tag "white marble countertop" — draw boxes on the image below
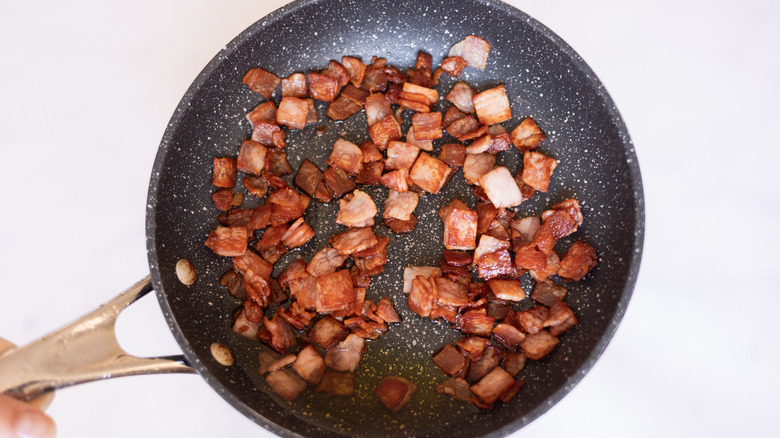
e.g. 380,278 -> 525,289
1,0 -> 778,437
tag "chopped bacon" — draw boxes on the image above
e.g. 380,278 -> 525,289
443,106 -> 467,128
455,336 -> 491,362
442,251 -> 472,267
305,98 -> 317,124
456,309 -> 496,337
291,345 -> 326,385
529,251 -> 561,282
261,315 -> 297,354
254,224 -> 288,263
521,330 -> 560,360
492,323 -> 526,350
487,279 -> 525,301
439,143 -> 467,168
374,376 -> 417,412
478,166 -> 525,208
503,352 -> 527,377
376,297 -> 401,323
289,274 -> 318,310
327,138 -> 363,175
434,277 -> 469,307
316,370 -> 355,396
451,117 -> 489,142
212,157 -> 237,188
233,249 -> 273,280
340,84 -> 369,106
364,93 -> 392,127
315,270 -> 356,313
306,247 -> 348,277
327,94 -> 362,121
411,112 -> 443,140
463,152 -> 496,185
540,209 -> 577,240
329,227 -> 378,255
369,114 -> 402,150
246,101 -> 277,127
232,305 -> 260,339
268,188 -> 308,226
488,132 -> 512,154
361,62 -> 389,92
433,344 -> 469,376
323,60 -> 350,89
385,141 -> 421,171
511,216 -> 541,243
379,168 -> 410,192
266,368 -> 307,402
473,85 -> 511,125
267,354 -> 297,373
356,160 -> 384,185
476,202 -> 499,235
281,217 -> 315,249
443,206 -> 478,250
446,82 -> 477,114
438,198 -> 469,221
408,275 -> 438,317
499,378 -> 525,403
324,333 -> 365,372
356,141 -> 383,163
531,280 -> 568,307
558,241 -> 598,281
383,189 -> 419,221
307,315 -> 350,349
441,56 -> 469,77
403,125 -> 433,152
314,180 -> 334,202
400,82 -> 438,108
251,120 -> 285,148
522,151 -> 558,192
307,71 -> 340,102
263,171 -> 288,190
257,348 -> 279,375
211,188 -> 234,211
510,117 -> 546,152
402,267 -> 441,294
236,140 -> 268,175
337,190 -> 377,227
277,300 -> 315,330
549,198 -> 584,229
243,67 -> 280,98
474,237 -> 514,280
385,218 -> 419,235
281,72 -> 307,98
243,176 -> 269,200
470,366 -> 514,406
222,208 -> 253,228
543,300 -> 578,336
323,166 -> 356,198
514,306 -> 549,335
409,153 -> 451,194
266,149 -> 294,176
276,96 -> 309,130
465,134 -> 492,154
205,226 -> 248,257
448,35 -> 491,70
341,56 -> 367,87
294,159 -> 323,197
467,345 -> 504,383
436,377 -> 473,401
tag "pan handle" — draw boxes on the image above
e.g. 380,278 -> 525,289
0,276 -> 195,402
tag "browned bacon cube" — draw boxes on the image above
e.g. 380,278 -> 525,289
237,140 -> 267,175
448,35 -> 491,70
446,81 -> 477,114
374,376 -> 418,412
409,153 -> 451,194
336,190 -> 377,227
441,56 -> 469,77
369,114 -> 402,150
470,366 -> 514,406
385,141 -> 421,171
411,112 -> 443,140
212,157 -> 237,188
281,72 -> 307,98
276,96 -> 309,130
473,85 -> 511,125
341,56 -> 366,87
443,207 -> 478,250
522,151 -> 558,192
205,226 -> 247,257
383,190 -> 419,221
520,330 -> 560,360
307,71 -> 340,102
243,67 -> 280,98
510,117 -> 546,152
558,241 -> 598,281
478,166 -> 525,208
329,227 -> 378,255
315,270 -> 357,313
327,138 -> 363,175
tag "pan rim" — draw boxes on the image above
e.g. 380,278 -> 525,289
146,0 -> 645,436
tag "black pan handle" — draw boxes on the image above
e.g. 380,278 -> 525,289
0,276 -> 195,402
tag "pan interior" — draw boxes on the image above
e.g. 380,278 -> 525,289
147,0 -> 643,436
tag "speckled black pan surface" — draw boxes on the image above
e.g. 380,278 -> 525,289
146,0 -> 644,436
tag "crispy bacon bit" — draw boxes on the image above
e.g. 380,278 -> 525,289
529,251 -> 561,282
487,279 -> 525,301
356,160 -> 384,185
325,333 -> 365,372
384,215 -> 418,234
356,141 -> 382,163
549,198 -> 584,228
488,132 -> 512,154
323,166 -> 356,199
402,267 -> 441,294
543,300 -> 578,335
341,56 -> 366,87
329,227 -> 378,255
307,315 -> 350,350
327,94 -> 362,121
315,270 -> 356,313
281,217 -> 315,249
376,296 -> 401,323
442,206 -> 478,250
314,180 -> 334,202
456,309 -> 496,337
411,112 -> 443,140
361,61 -> 389,92
541,209 -> 577,241
246,101 -> 277,127
374,376 -> 417,412
515,307 -> 549,335
436,377 -> 473,401
408,275 -> 438,317
236,140 -> 268,175
510,117 -> 546,152
316,370 -> 355,396
337,190 -> 377,227
385,141 -> 421,171
401,82 -> 438,107
369,114 -> 402,150
233,306 -> 260,339
522,151 -> 558,192
266,368 -> 307,402
433,344 -> 468,376
251,119 -> 285,148
473,85 -> 511,125
439,143 -> 467,168
409,153 -> 451,194
205,226 -> 248,257
446,82 -> 477,114
327,138 -> 363,175
511,216 -> 541,243
435,277 -> 469,307
243,67 -> 280,98
254,224 -> 288,263
465,134 -> 492,154
492,323 -> 526,350
499,378 -> 525,403
521,330 -> 560,360
474,236 -> 514,280
261,315 -> 297,354
470,366 -> 513,406
341,84 -> 369,106
463,152 -> 496,185
323,60 -> 350,89
268,188 -> 308,226
558,241 -> 598,281
456,336 -> 491,362
277,300 -> 315,330
307,71 -> 340,102
281,72 -> 307,98
232,249 -> 273,281
379,168 -> 410,192
383,190 -> 419,221
294,159 -> 323,197
448,35 -> 491,70
212,157 -> 237,188
441,56 -> 469,77
443,106 -> 467,128
277,96 -> 309,130
211,188 -> 234,211
478,166 -> 525,208
306,247 -> 347,277
266,149 -> 293,176
531,280 -> 568,307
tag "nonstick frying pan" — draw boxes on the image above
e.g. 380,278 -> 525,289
0,0 -> 644,436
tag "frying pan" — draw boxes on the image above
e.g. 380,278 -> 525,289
0,0 -> 644,436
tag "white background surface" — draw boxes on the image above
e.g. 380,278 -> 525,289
2,0 -> 779,437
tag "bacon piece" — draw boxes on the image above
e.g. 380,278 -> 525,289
257,349 -> 280,375
212,157 -> 237,188
205,226 -> 247,257
521,330 -> 560,360
316,370 -> 355,396
304,247 -> 346,277
281,72 -> 307,98
369,114 -> 402,150
433,344 -> 468,376
451,117 -> 488,142
455,336 -> 491,362
265,368 -> 307,402
488,132 -> 512,154
511,216 -> 541,243
442,206 -> 478,251
355,161 -> 384,185
401,82 -> 438,107
325,333 -> 365,372
268,188 -> 307,226
531,280 -> 568,307
341,56 -> 366,87
374,376 -> 417,412
337,190 -> 377,227
385,141 -> 420,172
356,141 -> 382,163
456,309 -> 496,337
236,140 -> 268,175
437,144 -> 465,168
313,180 -> 334,203
305,98 -> 317,124
323,60 -> 350,89
436,377 -> 473,401
435,276 -> 469,307
548,198 -> 584,228
267,354 -> 297,373
515,307 -> 549,335
384,215 -> 418,234
275,96 -> 308,130
558,241 -> 598,281
446,82 -> 477,114
287,274 -> 316,310
476,202 -> 499,235
250,119 -> 285,148
486,279 -> 524,302
437,198 -> 468,221
239,176 -> 267,202
307,71 -> 340,102
474,234 -> 509,264
510,117 -> 546,152
503,353 -> 527,377
443,106 -> 467,127
463,152 -> 495,185
254,224 -> 288,263
529,251 -> 561,282
540,209 -> 577,240
287,345 -> 325,386
323,166 -> 356,199
499,378 -> 525,403
266,149 -> 293,176
364,93 -> 392,127
232,249 -> 272,281
340,83 -> 369,106
281,217 -> 315,249
294,159 -> 323,197
211,188 -> 234,211
402,267 -> 441,294
307,315 -> 350,350
361,61 -> 389,92
277,300 -> 315,330
411,112 -> 443,140
543,300 -> 578,335
232,304 -> 261,339
243,67 -> 280,98
376,297 -> 401,323
260,315 -> 296,354
383,190 -> 419,221
478,166 -> 525,208
522,151 -> 558,192
327,138 -> 363,175
441,56 -> 468,77
492,323 -> 526,350
441,251 -> 470,268
315,270 -> 356,313
409,153 -> 451,194
329,227 -> 378,255
246,101 -> 277,127
448,35 -> 491,70
379,168 -> 410,193
467,345 -> 504,383
465,134 -> 492,154
470,366 -> 514,407
327,94 -> 362,121
402,125 -> 432,152
473,85 -> 511,125
408,275 -> 438,317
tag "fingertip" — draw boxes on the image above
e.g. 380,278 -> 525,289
15,409 -> 56,438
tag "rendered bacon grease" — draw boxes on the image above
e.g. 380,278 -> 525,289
204,34 -> 597,411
